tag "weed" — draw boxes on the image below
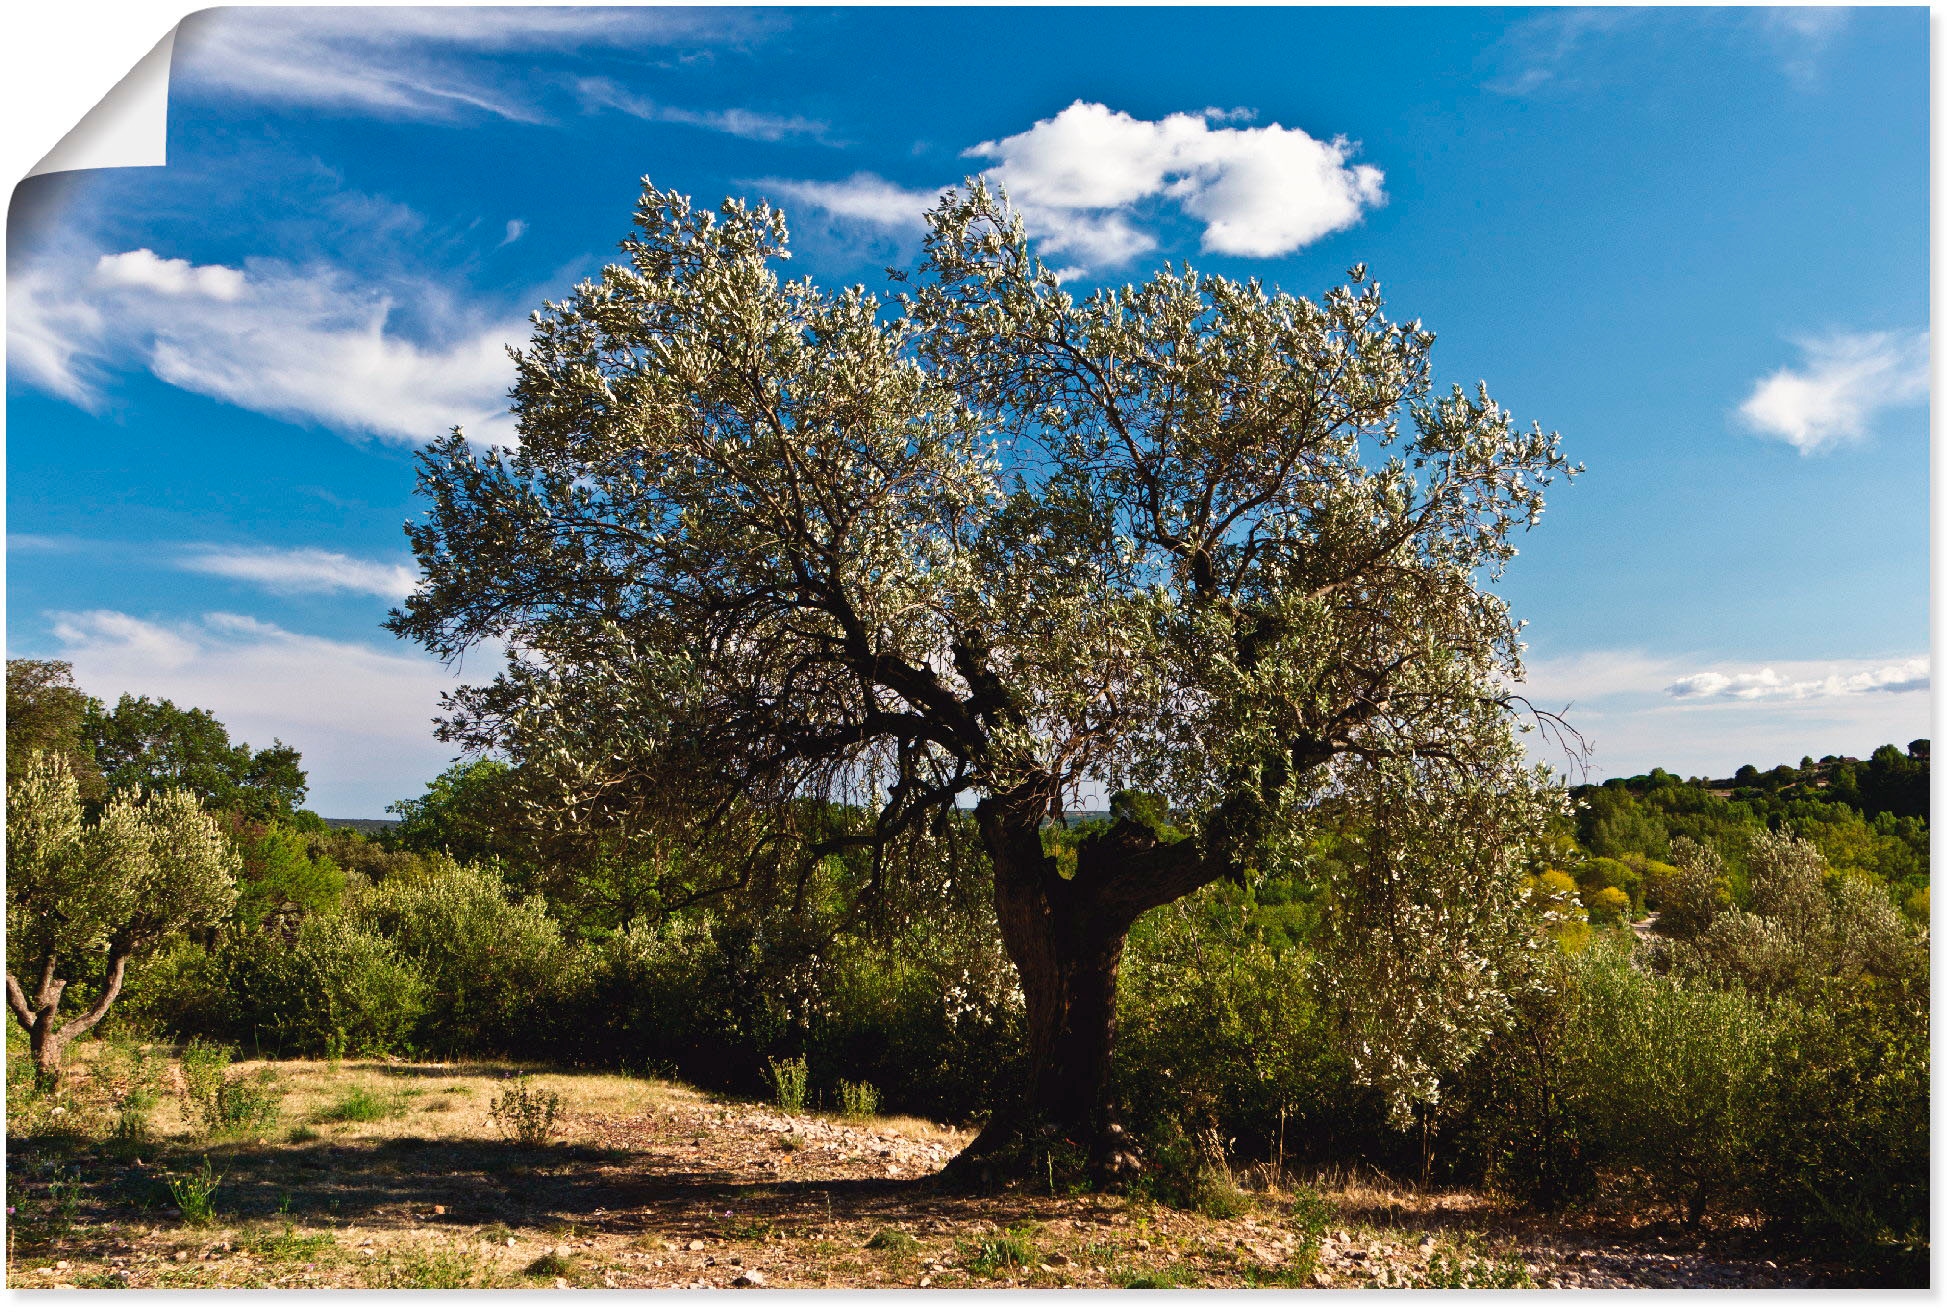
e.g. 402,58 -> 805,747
179,1041 -> 281,1137
836,1078 -> 880,1118
1423,1244 -> 1534,1289
316,1085 -> 400,1123
165,1157 -> 223,1226
1121,1262 -> 1201,1289
246,1222 -> 339,1262
777,1133 -> 804,1152
73,1273 -> 129,1289
865,1229 -> 919,1259
478,1223 -> 517,1246
489,1077 -> 563,1146
375,1243 -> 503,1289
965,1227 -> 1038,1278
767,1057 -> 809,1113
1287,1184 -> 1337,1240
287,1125 -> 321,1144
422,1097 -> 453,1112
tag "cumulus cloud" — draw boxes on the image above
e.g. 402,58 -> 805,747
965,101 -> 1385,263
44,609 -> 484,816
95,248 -> 244,300
1667,657 -> 1929,701
172,7 -> 760,123
1737,331 -> 1929,453
764,102 -> 1384,271
576,77 -> 832,143
9,246 -> 523,445
755,173 -> 943,229
176,547 -> 420,601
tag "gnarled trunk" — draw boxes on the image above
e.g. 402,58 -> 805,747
6,948 -> 133,1083
948,791 -> 1225,1185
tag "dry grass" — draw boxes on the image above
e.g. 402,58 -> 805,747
7,1040 -> 1831,1290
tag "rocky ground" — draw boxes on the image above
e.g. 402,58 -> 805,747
5,1054 -> 1847,1289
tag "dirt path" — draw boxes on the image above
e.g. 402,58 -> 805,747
5,1055 -> 1840,1289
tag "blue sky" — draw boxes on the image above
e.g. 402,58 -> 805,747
5,6 -> 1931,815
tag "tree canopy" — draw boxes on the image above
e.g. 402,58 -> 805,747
6,752 -> 238,1074
390,181 -> 1575,1171
85,694 -> 308,823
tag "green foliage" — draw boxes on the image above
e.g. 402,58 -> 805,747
865,1229 -> 919,1258
766,1057 -> 809,1113
836,1078 -> 880,1117
385,759 -> 520,866
6,659 -> 105,799
488,1076 -> 563,1145
178,1039 -> 282,1137
317,1084 -> 404,1123
85,694 -> 307,823
964,1227 -> 1039,1277
229,821 -> 345,927
225,915 -> 426,1057
7,754 -> 239,1072
356,860 -> 583,1056
164,1158 -> 223,1226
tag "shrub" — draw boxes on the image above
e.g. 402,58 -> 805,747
767,1057 -> 809,1113
356,861 -> 587,1056
836,1078 -> 880,1118
1581,885 -> 1632,925
223,916 -> 427,1057
488,1076 -> 563,1145
178,1039 -> 282,1137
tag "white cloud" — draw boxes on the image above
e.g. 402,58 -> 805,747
1760,7 -> 1850,86
966,102 -> 1385,263
1667,657 -> 1929,701
576,77 -> 832,143
499,219 -> 526,248
176,547 -> 420,601
95,248 -> 244,300
44,609 -> 487,816
1513,648 -> 1931,782
765,103 -> 1383,270
172,7 -> 757,124
755,173 -> 943,229
1737,331 -> 1929,453
10,246 -> 523,445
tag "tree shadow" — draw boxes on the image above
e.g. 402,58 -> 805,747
7,1130 -> 1120,1243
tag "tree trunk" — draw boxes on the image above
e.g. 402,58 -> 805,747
947,791 -> 1225,1186
6,949 -> 133,1083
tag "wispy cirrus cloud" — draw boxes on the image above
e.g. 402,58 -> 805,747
576,76 -> 833,143
45,609 -> 486,815
9,244 -> 523,445
1484,8 -> 1853,98
172,7 -> 768,124
1736,330 -> 1929,454
753,173 -> 944,229
176,547 -> 420,601
762,102 -> 1383,271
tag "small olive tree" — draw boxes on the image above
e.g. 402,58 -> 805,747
6,752 -> 238,1077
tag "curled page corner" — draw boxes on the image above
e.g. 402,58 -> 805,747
26,25 -> 179,180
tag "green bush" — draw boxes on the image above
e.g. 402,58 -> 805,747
356,861 -> 587,1056
488,1076 -> 563,1145
178,1039 -> 283,1138
836,1078 -> 880,1117
767,1057 -> 809,1113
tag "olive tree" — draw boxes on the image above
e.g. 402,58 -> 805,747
6,752 -> 238,1077
389,181 -> 1574,1175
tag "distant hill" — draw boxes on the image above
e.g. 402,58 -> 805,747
322,817 -> 400,836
